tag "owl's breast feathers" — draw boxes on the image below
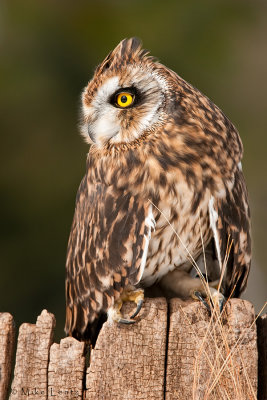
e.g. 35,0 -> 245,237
65,65 -> 251,342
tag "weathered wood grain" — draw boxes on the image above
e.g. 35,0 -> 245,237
0,313 -> 15,400
48,337 -> 86,399
9,309 -> 55,400
84,297 -> 167,400
166,298 -> 258,400
2,298 -> 263,400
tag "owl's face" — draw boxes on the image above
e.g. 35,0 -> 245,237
81,38 -> 171,147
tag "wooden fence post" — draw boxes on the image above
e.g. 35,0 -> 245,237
1,299 -> 266,400
166,299 -> 257,399
48,337 -> 86,398
0,313 -> 15,400
85,297 -> 167,400
9,310 -> 55,400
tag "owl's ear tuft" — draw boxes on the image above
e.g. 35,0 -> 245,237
95,38 -> 153,75
118,37 -> 151,62
120,37 -> 142,56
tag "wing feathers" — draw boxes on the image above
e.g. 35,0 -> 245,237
65,176 -> 150,342
211,169 -> 251,297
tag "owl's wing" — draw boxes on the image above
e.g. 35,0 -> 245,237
209,168 -> 251,298
65,175 -> 152,343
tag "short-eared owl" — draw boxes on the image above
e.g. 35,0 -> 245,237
65,38 -> 251,345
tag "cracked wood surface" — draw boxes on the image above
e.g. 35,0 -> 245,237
85,297 -> 167,400
9,310 -> 55,400
0,313 -> 15,400
166,298 -> 258,400
48,337 -> 86,399
1,298 -> 263,400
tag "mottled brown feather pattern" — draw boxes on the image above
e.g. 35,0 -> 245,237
65,172 -> 150,341
65,38 -> 251,343
214,168 -> 251,297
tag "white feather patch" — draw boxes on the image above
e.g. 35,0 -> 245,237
93,76 -> 120,106
100,275 -> 112,289
107,306 -> 118,325
137,205 -> 156,283
83,77 -> 121,145
209,196 -> 222,270
93,107 -> 120,145
133,71 -> 167,137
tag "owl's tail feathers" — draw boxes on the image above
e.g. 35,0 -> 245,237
65,302 -> 106,347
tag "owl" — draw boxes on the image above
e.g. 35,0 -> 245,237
65,38 -> 251,345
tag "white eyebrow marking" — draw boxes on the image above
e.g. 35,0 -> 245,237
93,76 -> 120,106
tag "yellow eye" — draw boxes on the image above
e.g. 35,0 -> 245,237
116,92 -> 134,108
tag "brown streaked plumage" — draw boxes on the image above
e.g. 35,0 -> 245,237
65,38 -> 251,345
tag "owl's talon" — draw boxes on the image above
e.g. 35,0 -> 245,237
193,288 -> 225,314
193,291 -> 211,312
130,299 -> 144,319
118,318 -> 136,325
108,288 -> 144,324
210,290 -> 225,313
219,298 -> 225,313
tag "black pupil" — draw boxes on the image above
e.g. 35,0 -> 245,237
121,95 -> 128,103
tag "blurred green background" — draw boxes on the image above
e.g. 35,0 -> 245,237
0,0 -> 266,341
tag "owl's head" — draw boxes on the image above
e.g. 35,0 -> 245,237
81,38 -> 171,147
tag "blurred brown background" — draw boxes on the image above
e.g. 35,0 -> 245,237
0,0 -> 266,340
